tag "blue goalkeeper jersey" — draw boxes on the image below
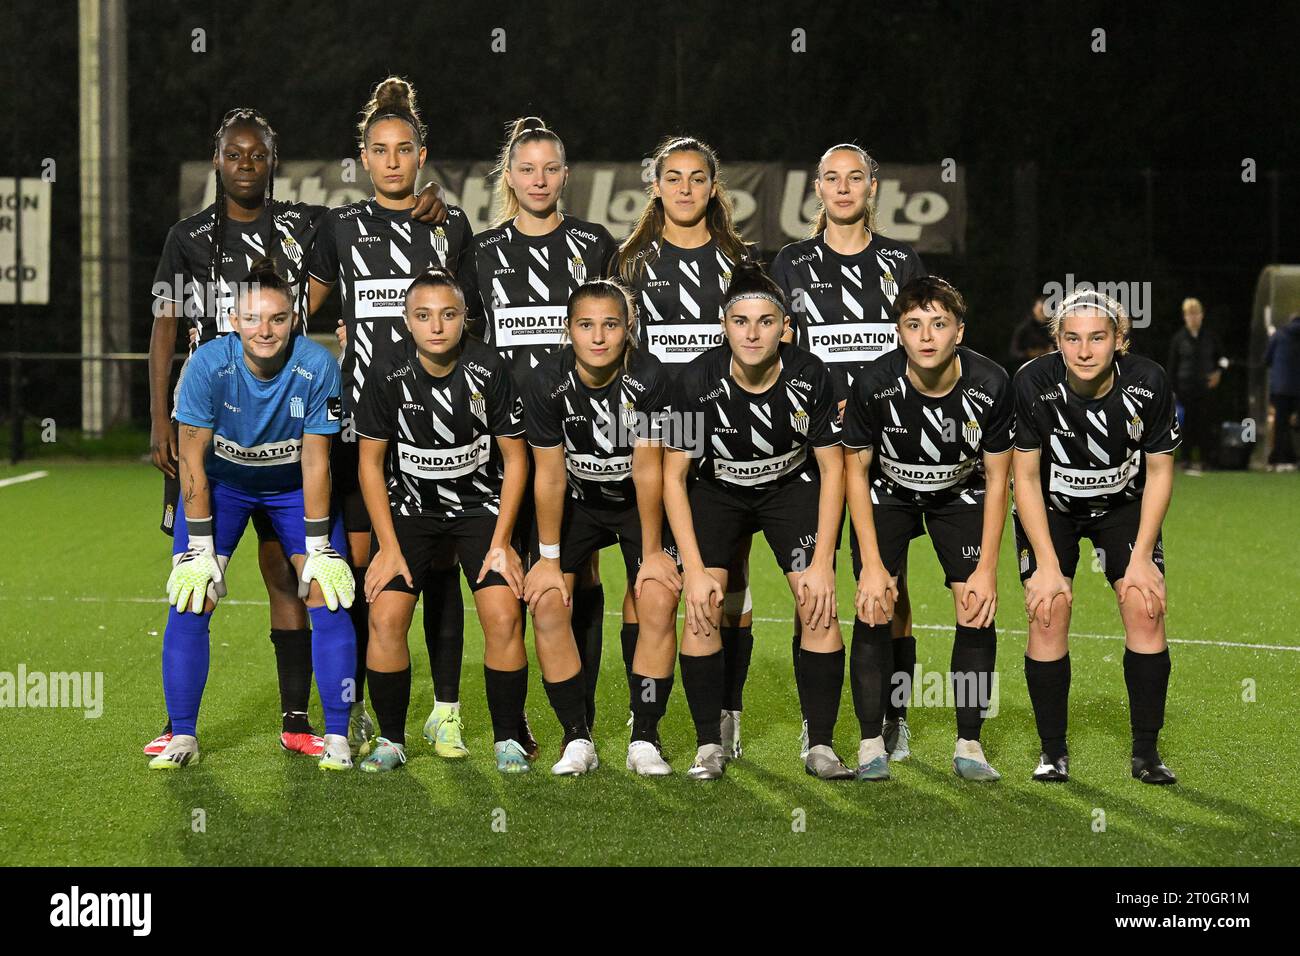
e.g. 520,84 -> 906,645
175,333 -> 342,494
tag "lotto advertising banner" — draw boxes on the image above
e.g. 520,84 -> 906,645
180,160 -> 965,255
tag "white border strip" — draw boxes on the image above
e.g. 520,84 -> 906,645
0,470 -> 48,488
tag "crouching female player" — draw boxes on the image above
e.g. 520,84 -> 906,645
353,267 -> 534,774
149,262 -> 356,771
522,279 -> 681,776
844,277 -> 1012,782
1012,290 -> 1179,784
663,261 -> 853,781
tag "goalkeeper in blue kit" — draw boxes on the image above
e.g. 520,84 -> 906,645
149,260 -> 358,771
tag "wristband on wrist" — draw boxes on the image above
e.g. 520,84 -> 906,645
304,517 -> 330,538
538,542 -> 561,560
187,517 -> 213,538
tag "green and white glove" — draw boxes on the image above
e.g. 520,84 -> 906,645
167,527 -> 224,614
298,532 -> 354,611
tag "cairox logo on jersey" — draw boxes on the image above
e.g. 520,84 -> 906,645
1126,415 -> 1143,442
962,419 -> 981,446
791,408 -> 810,436
213,436 -> 302,467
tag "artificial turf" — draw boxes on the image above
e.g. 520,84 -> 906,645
1,461 -> 1296,865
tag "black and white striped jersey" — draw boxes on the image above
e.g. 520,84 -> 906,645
667,342 -> 839,489
153,200 -> 327,345
522,346 -> 672,506
470,216 -> 617,378
1012,351 -> 1180,518
841,347 -> 1014,508
306,201 -> 477,411
626,239 -> 747,371
770,232 -> 927,399
352,338 -> 524,519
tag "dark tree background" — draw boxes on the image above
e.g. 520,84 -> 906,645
4,0 -> 1298,431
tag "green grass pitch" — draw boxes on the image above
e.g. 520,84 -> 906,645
1,461 -> 1297,866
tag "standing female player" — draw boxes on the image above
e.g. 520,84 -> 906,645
150,261 -> 356,772
471,117 -> 618,740
521,279 -> 681,776
844,277 -> 1012,781
307,77 -> 476,760
353,268 -> 532,773
616,136 -> 757,760
1012,290 -> 1179,784
771,143 -> 927,760
147,108 -> 330,758
663,261 -> 852,781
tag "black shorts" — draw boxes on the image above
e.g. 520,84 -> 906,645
538,498 -> 677,580
690,476 -> 827,575
160,471 -> 277,543
849,496 -> 985,587
331,434 -> 370,533
375,512 -> 509,594
1013,500 -> 1164,585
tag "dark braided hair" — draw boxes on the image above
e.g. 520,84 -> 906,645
209,108 -> 278,295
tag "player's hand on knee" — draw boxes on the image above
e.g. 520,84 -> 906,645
798,562 -> 838,630
524,557 -> 569,612
635,551 -> 682,599
479,545 -> 524,599
1117,557 -> 1166,619
855,562 -> 897,627
1025,566 -> 1072,628
365,547 -> 412,604
961,565 -> 998,628
167,547 -> 223,614
299,542 -> 355,611
683,568 -> 722,637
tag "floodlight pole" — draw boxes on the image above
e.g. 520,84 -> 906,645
78,0 -> 130,437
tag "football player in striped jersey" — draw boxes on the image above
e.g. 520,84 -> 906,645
1012,290 -> 1179,785
844,277 -> 1012,781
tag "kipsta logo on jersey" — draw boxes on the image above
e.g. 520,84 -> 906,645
1126,414 -> 1143,442
290,396 -> 304,420
470,391 -> 486,421
568,256 -> 587,284
791,408 -> 810,436
962,418 -> 981,446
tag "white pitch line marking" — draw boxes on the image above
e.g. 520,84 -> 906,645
0,470 -> 48,488
0,593 -> 1295,654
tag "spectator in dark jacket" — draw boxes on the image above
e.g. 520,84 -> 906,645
1008,294 -> 1054,375
1166,297 -> 1226,473
1264,313 -> 1300,469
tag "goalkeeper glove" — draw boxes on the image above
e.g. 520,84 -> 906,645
167,532 -> 224,614
299,534 -> 354,611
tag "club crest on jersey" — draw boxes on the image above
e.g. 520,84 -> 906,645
470,391 -> 486,421
279,234 -> 302,267
432,226 -> 448,260
880,267 -> 898,301
1126,415 -> 1143,442
621,401 -> 638,432
569,256 -> 587,284
1019,548 -> 1030,574
290,396 -> 304,419
962,419 -> 981,446
791,408 -> 810,436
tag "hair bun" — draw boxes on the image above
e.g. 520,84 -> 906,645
374,76 -> 415,113
513,115 -> 548,137
723,258 -> 785,309
247,255 -> 280,276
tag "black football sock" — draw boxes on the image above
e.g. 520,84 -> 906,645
269,627 -> 313,733
951,624 -> 997,741
348,568 -> 370,704
1025,654 -> 1070,761
620,623 -> 639,683
792,632 -> 806,720
422,567 -> 465,703
571,585 -> 605,730
366,667 -> 411,746
542,672 -> 590,746
720,625 -> 754,712
1124,648 -> 1171,762
484,664 -> 529,744
800,647 -> 845,749
630,672 -> 673,744
886,635 -> 916,720
680,651 -> 724,747
850,620 -> 892,739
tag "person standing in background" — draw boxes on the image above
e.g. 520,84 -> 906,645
1007,294 -> 1054,375
1166,298 -> 1225,475
1264,313 -> 1300,471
